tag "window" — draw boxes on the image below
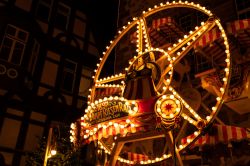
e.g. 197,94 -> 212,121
61,59 -> 77,92
36,0 -> 53,22
79,67 -> 93,97
0,24 -> 29,65
55,3 -> 71,30
236,0 -> 250,19
28,40 -> 40,75
239,10 -> 250,19
236,0 -> 250,11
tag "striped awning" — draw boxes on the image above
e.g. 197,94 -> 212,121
82,97 -> 158,144
95,87 -> 122,99
195,37 -> 236,73
107,153 -> 169,166
195,27 -> 221,48
226,18 -> 250,47
127,152 -> 149,163
181,124 -> 250,147
151,17 -> 184,47
152,17 -> 176,29
204,37 -> 236,59
226,19 -> 250,34
106,154 -> 147,166
86,125 -> 152,143
130,17 -> 184,48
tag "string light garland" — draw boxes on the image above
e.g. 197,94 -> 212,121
70,1 -> 231,165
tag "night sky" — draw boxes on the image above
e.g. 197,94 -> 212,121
85,0 -> 119,50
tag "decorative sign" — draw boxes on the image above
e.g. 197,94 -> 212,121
155,95 -> 182,127
87,100 -> 131,125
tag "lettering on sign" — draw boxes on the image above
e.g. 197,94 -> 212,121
87,101 -> 130,125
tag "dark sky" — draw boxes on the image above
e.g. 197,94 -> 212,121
85,0 -> 119,50
82,0 -> 119,73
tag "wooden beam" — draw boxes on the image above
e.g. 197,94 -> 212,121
195,47 -> 219,70
195,68 -> 216,78
166,131 -> 184,166
201,102 -> 225,125
117,130 -> 166,143
109,141 -> 125,166
182,154 -> 202,160
109,131 -> 167,166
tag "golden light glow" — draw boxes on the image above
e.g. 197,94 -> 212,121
75,1 -> 232,165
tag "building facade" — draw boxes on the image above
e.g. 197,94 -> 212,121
0,0 -> 99,165
115,0 -> 250,127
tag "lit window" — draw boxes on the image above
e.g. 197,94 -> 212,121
55,3 -> 71,30
61,59 -> 77,92
0,24 -> 29,65
28,40 -> 40,75
36,0 -> 53,22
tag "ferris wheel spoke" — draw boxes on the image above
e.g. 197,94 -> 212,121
95,74 -> 125,84
157,19 -> 217,90
168,18 -> 217,57
141,17 -> 154,53
201,102 -> 225,125
159,19 -> 217,79
180,113 -> 200,128
169,86 -> 203,122
136,17 -> 155,62
175,121 -> 188,143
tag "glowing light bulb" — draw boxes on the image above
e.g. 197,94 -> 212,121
50,149 -> 57,156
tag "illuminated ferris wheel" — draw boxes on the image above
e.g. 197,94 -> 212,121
71,1 -> 231,165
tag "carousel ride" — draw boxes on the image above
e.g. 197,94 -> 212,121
70,1 -> 232,165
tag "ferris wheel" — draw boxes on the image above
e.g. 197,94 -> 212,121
71,1 -> 231,165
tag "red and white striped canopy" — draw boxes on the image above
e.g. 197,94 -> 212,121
150,17 -> 184,47
227,19 -> 250,34
95,87 -> 122,99
195,27 -> 221,48
130,18 -> 250,48
130,17 -> 184,48
152,17 -> 175,29
181,124 -> 250,147
196,37 -> 236,67
104,153 -> 148,166
226,18 -> 250,47
127,152 -> 148,163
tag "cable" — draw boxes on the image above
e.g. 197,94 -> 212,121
116,0 -> 120,29
173,129 -> 176,166
114,0 -> 121,75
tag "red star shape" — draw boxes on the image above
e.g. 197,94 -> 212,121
164,103 -> 173,112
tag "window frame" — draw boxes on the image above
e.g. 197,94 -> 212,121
61,59 -> 77,93
54,2 -> 71,30
235,0 -> 250,19
0,24 -> 29,65
28,39 -> 40,75
36,0 -> 54,22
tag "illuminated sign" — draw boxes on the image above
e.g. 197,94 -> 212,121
87,100 -> 131,125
